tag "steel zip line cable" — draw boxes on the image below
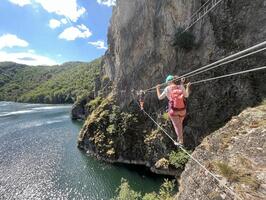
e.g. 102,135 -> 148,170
184,47 -> 266,79
183,0 -> 224,32
189,65 -> 266,85
180,41 -> 266,78
144,40 -> 266,92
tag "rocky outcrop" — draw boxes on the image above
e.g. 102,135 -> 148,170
78,94 -> 182,175
176,103 -> 266,200
78,0 -> 266,175
71,93 -> 94,120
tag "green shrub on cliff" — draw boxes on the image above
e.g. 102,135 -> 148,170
162,112 -> 170,121
173,28 -> 195,50
79,95 -> 139,159
169,149 -> 191,169
112,179 -> 175,200
87,96 -> 103,112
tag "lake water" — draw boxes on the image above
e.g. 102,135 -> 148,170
0,102 -> 163,200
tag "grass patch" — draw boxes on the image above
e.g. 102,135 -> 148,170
239,176 -> 260,190
216,162 -> 239,182
215,161 -> 260,189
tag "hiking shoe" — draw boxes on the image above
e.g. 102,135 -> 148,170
174,141 -> 180,146
174,141 -> 184,148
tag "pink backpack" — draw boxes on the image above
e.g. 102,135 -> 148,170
169,85 -> 185,110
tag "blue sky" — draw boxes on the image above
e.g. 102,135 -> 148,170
0,0 -> 115,65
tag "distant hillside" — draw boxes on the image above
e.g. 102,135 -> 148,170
0,59 -> 101,104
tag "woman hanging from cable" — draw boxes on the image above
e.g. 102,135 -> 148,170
156,75 -> 191,145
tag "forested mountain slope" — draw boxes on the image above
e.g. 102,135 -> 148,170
0,59 -> 101,104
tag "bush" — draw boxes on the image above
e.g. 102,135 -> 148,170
169,150 -> 191,169
173,28 -> 195,50
113,179 -> 175,200
162,112 -> 169,121
112,178 -> 141,200
157,179 -> 175,200
88,96 -> 103,111
142,193 -> 158,200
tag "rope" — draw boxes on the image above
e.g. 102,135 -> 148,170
190,65 -> 266,85
144,40 -> 266,92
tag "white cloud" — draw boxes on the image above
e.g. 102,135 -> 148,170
9,0 -> 85,22
88,40 -> 107,50
61,18 -> 68,24
59,24 -> 92,41
0,51 -> 57,66
0,34 -> 29,49
9,0 -> 31,7
49,19 -> 61,29
97,0 -> 116,7
27,49 -> 35,53
35,0 -> 86,22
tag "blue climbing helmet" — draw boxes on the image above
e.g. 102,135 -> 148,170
165,75 -> 174,83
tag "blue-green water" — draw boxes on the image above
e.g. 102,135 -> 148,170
0,102 -> 163,200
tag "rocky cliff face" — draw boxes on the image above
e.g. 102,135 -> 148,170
104,0 -> 266,146
78,0 -> 266,175
176,103 -> 266,200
